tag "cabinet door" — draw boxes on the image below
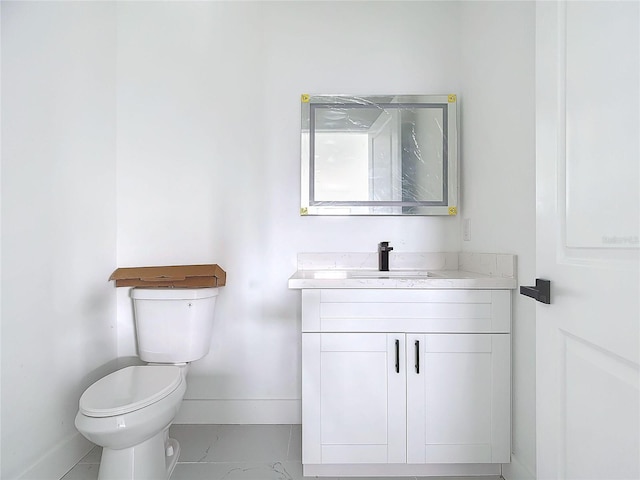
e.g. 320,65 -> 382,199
406,334 -> 510,464
302,332 -> 406,464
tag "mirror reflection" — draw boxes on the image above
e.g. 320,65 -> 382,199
301,94 -> 458,215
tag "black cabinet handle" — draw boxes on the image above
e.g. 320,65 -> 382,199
520,279 -> 551,304
415,340 -> 420,374
395,339 -> 400,373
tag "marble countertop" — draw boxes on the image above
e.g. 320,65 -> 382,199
288,269 -> 516,289
288,252 -> 518,290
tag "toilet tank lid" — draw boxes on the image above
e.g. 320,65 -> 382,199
130,287 -> 219,300
79,366 -> 183,418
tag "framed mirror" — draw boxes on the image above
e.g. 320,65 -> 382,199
300,94 -> 458,216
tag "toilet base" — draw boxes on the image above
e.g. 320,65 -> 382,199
165,437 -> 180,478
98,430 -> 180,480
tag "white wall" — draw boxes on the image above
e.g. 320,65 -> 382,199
0,1 -> 536,477
115,1 -> 465,422
0,2 -> 117,478
458,2 -> 536,478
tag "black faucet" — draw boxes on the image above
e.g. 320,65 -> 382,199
378,242 -> 393,271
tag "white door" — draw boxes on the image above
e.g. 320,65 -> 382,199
406,334 -> 510,464
535,2 -> 639,479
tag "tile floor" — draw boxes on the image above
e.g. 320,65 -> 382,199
61,424 -> 501,480
62,425 -> 303,480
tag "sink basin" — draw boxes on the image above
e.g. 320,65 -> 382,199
349,270 -> 434,279
307,270 -> 441,280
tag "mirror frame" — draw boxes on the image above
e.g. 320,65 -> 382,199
300,94 -> 458,216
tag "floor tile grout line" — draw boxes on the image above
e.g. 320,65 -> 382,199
286,424 -> 293,459
175,460 -> 300,464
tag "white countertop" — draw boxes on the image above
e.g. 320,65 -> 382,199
288,268 -> 516,289
288,252 -> 518,290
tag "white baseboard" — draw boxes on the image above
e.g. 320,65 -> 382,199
502,454 -> 536,480
18,432 -> 94,480
175,399 -> 302,424
305,463 -> 501,477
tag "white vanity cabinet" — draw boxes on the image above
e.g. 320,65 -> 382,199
303,332 -> 408,464
405,332 -> 510,464
300,288 -> 511,475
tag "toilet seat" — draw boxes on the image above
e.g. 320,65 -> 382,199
79,365 -> 183,418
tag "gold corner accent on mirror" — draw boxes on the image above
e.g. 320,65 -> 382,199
300,207 -> 309,215
448,206 -> 458,215
301,94 -> 310,103
448,94 -> 457,103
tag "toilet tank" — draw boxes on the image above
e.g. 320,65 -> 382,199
131,287 -> 219,363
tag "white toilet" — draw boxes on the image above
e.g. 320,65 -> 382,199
75,287 -> 219,480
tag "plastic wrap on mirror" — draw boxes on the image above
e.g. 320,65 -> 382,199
300,94 -> 458,216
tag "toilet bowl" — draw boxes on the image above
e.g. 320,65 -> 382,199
75,287 -> 220,480
75,365 -> 187,480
